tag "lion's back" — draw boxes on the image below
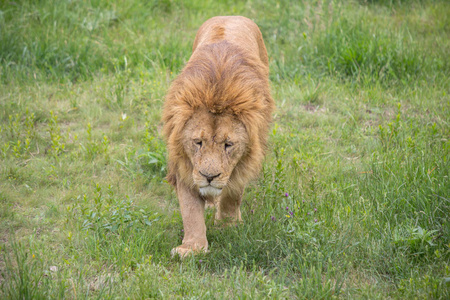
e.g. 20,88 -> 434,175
192,16 -> 269,69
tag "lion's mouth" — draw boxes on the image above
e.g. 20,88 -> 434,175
199,186 -> 223,197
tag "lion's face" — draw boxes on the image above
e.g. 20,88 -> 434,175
182,110 -> 248,197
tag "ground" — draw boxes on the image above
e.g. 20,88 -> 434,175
0,0 -> 449,298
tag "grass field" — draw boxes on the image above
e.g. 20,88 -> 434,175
0,0 -> 449,298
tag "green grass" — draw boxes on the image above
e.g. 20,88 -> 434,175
1,0 -> 449,298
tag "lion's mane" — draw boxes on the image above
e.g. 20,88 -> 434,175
163,37 -> 274,192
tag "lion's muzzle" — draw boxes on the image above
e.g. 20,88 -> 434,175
199,186 -> 223,197
197,171 -> 226,197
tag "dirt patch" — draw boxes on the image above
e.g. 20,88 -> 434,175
302,104 -> 326,114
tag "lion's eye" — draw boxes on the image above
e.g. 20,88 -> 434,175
194,140 -> 203,148
224,142 -> 233,150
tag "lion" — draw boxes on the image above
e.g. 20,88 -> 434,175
162,16 -> 274,257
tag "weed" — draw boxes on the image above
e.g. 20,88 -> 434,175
80,123 -> 109,160
115,121 -> 166,181
47,111 -> 65,158
73,184 -> 159,234
0,0 -> 449,298
1,240 -> 66,299
393,226 -> 439,255
0,108 -> 37,158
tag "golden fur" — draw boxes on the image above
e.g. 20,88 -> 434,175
162,16 -> 274,256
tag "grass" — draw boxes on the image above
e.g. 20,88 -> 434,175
0,0 -> 449,298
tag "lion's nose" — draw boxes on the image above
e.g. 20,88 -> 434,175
199,171 -> 221,183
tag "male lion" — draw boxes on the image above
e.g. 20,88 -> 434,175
163,16 -> 274,257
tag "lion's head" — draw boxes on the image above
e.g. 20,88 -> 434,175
163,40 -> 274,197
181,110 -> 249,196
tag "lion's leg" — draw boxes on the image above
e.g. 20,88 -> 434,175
172,179 -> 208,257
215,188 -> 243,223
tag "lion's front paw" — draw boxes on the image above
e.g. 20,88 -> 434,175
171,244 -> 208,258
